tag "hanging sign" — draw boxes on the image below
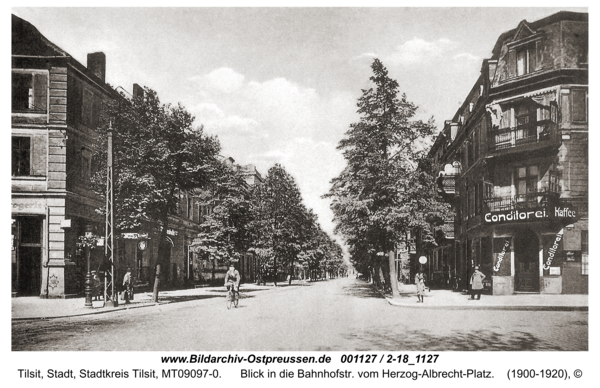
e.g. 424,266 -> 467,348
493,239 -> 511,272
543,229 -> 563,270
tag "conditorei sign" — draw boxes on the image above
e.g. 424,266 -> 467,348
493,239 -> 511,272
484,206 -> 577,224
543,229 -> 563,270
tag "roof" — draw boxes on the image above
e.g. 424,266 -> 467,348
491,11 -> 588,59
12,14 -> 70,57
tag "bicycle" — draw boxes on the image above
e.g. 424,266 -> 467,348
226,283 -> 239,309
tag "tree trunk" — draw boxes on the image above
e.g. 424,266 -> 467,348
211,258 -> 216,283
152,263 -> 161,303
152,216 -> 171,303
388,249 -> 399,298
372,259 -> 382,288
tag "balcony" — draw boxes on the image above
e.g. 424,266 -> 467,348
441,218 -> 455,239
436,162 -> 461,199
484,190 -> 559,213
488,120 -> 559,154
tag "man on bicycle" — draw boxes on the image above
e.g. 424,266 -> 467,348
224,262 -> 240,300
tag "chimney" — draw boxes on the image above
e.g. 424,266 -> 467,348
87,52 -> 106,83
133,83 -> 144,99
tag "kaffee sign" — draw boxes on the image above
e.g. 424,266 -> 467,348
484,206 -> 576,224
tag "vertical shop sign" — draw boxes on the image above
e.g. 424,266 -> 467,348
493,239 -> 511,272
543,229 -> 563,270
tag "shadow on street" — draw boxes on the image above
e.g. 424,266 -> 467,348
341,282 -> 384,299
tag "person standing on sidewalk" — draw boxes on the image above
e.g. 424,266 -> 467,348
415,267 -> 427,303
469,266 -> 486,300
123,267 -> 133,304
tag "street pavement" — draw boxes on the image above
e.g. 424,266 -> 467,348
12,278 -> 588,351
12,278 -> 587,320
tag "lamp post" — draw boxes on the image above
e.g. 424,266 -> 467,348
83,224 -> 96,308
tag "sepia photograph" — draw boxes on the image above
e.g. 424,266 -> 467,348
8,5 -> 592,382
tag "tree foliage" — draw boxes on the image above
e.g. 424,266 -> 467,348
91,87 -> 221,300
192,160 -> 253,266
249,164 -> 345,282
325,59 -> 449,294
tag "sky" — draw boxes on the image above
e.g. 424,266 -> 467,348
10,6 -> 589,252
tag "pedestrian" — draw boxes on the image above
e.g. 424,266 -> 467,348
469,265 -> 486,300
123,267 -> 132,304
415,267 -> 427,303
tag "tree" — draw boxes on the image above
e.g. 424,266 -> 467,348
325,59 -> 449,297
248,164 -> 307,284
91,87 -> 221,302
192,159 -> 253,281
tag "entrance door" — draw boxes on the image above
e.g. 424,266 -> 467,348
514,228 -> 539,292
14,216 -> 43,296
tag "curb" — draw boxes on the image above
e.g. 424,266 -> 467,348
371,285 -> 588,312
12,301 -> 170,321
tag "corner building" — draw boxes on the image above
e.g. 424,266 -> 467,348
434,11 -> 588,295
11,14 -> 208,297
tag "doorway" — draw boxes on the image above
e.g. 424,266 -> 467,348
13,216 -> 43,296
514,228 -> 540,292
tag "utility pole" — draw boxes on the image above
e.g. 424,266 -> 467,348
104,121 -> 118,307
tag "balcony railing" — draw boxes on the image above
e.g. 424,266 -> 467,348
489,120 -> 557,152
484,190 -> 559,213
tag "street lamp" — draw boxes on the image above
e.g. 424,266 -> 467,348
79,224 -> 97,308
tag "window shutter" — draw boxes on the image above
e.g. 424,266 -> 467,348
508,50 -> 516,78
33,73 -> 48,113
32,135 -> 47,176
528,45 -> 536,73
560,92 -> 571,123
572,89 -> 587,122
535,41 -> 542,70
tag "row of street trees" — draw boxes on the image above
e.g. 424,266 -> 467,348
325,59 -> 450,298
91,86 -> 345,301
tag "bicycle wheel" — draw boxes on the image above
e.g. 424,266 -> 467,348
234,291 -> 239,308
227,290 -> 232,310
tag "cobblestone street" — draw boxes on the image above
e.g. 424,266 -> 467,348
12,278 -> 588,351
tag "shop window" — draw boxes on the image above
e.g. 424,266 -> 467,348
581,231 -> 588,275
12,71 -> 48,113
12,137 -> 31,176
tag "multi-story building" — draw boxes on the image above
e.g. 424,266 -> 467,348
12,14 -> 116,298
433,11 -> 588,295
11,14 -> 209,297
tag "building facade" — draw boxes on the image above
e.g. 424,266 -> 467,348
11,15 -> 208,297
433,11 -> 588,295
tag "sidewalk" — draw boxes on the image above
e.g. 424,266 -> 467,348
379,283 -> 588,311
11,281 -> 307,321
